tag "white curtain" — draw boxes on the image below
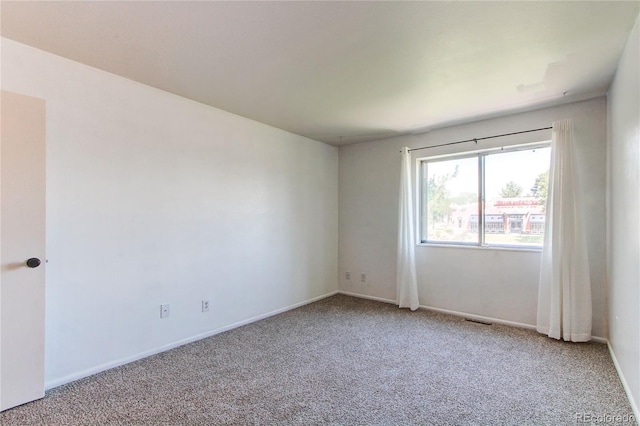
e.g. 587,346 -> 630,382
397,147 -> 420,311
537,120 -> 592,342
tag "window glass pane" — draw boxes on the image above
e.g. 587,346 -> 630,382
422,156 -> 479,243
483,147 -> 551,247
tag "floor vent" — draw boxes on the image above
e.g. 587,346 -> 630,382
464,318 -> 492,325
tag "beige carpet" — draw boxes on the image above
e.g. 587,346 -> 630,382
1,294 -> 636,425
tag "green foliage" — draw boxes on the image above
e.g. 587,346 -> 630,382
530,171 -> 549,205
450,191 -> 477,205
427,165 -> 458,224
499,181 -> 523,198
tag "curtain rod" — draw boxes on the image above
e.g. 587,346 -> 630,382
405,126 -> 552,153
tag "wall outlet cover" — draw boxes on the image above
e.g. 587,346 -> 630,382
160,303 -> 170,318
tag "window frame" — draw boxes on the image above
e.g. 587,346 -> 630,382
417,141 -> 551,251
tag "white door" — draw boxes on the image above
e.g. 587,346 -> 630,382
0,90 -> 46,411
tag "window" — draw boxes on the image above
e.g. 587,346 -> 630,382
419,143 -> 551,248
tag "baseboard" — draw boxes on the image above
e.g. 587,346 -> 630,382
338,290 -> 538,331
45,290 -> 339,390
338,291 -> 397,305
607,341 -> 640,421
337,290 -> 607,342
420,304 -> 538,331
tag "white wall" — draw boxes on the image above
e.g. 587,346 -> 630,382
339,98 -> 608,338
1,38 -> 338,387
607,16 -> 640,417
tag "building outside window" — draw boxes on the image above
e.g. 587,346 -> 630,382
419,143 -> 551,248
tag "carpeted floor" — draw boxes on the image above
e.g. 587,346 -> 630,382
1,294 -> 636,425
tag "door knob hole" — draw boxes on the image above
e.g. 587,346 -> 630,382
26,258 -> 41,268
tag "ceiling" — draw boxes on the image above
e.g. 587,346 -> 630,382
2,1 -> 638,146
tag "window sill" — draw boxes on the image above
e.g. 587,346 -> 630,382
416,242 -> 543,253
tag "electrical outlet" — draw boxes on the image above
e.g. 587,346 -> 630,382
345,271 -> 351,280
360,273 -> 366,283
160,303 -> 170,318
202,299 -> 210,312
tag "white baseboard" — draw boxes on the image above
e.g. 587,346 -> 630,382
590,336 -> 608,344
607,342 -> 640,421
338,290 -> 538,331
420,304 -> 537,331
45,290 -> 339,390
337,290 -> 607,342
338,290 -> 396,305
